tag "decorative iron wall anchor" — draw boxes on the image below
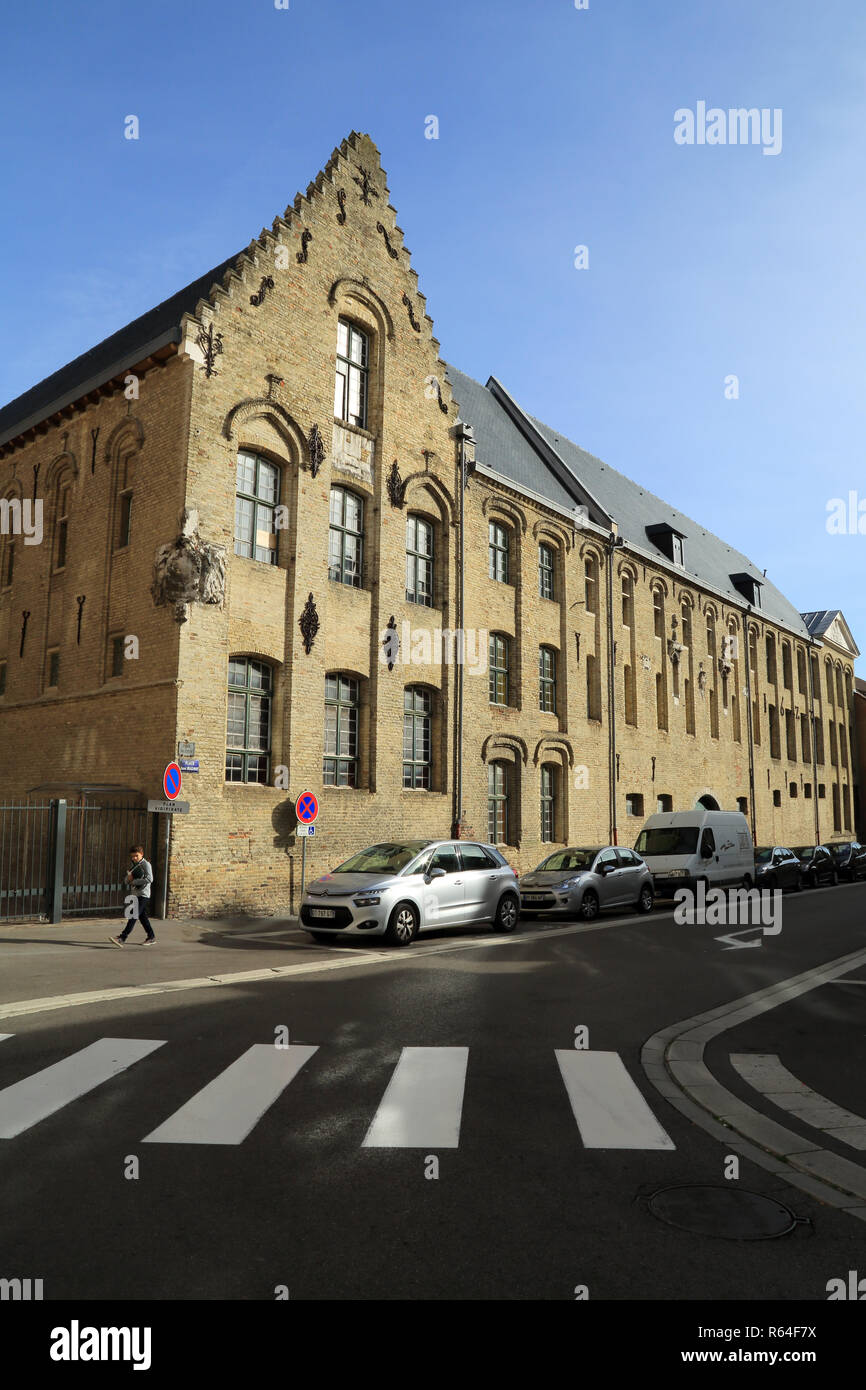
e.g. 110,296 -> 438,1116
250,276 -> 275,307
386,460 -> 406,508
352,167 -> 379,206
76,595 -> 85,644
32,462 -> 40,503
383,615 -> 398,671
296,230 -> 313,264
401,293 -> 421,332
90,427 -> 99,474
299,594 -> 320,654
196,323 -> 224,378
336,188 -> 347,224
19,611 -> 30,657
429,375 -> 448,413
308,424 -> 325,477
376,222 -> 399,259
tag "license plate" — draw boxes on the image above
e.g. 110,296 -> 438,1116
311,909 -> 335,919
522,895 -> 545,903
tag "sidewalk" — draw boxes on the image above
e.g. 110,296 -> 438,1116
0,913 -> 305,1007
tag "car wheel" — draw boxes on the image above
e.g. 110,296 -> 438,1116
579,889 -> 600,921
636,884 -> 654,914
794,874 -> 804,892
830,868 -> 839,886
384,902 -> 419,947
742,874 -> 754,890
308,931 -> 335,944
809,870 -> 818,889
494,893 -> 519,933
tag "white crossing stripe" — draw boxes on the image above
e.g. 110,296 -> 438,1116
0,1035 -> 13,1044
143,1044 -> 318,1145
731,1053 -> 866,1150
0,1038 -> 165,1139
363,1046 -> 469,1148
556,1050 -> 676,1149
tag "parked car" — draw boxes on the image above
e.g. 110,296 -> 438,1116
519,846 -> 654,922
793,845 -> 839,888
828,840 -> 866,882
634,809 -> 754,896
300,839 -> 520,946
754,846 -> 805,892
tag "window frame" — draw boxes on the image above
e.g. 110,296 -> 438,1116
234,450 -> 280,564
488,521 -> 509,583
334,318 -> 370,430
323,673 -> 359,787
402,685 -> 432,789
405,514 -> 434,607
538,543 -> 555,600
225,656 -> 273,784
539,646 -> 556,713
328,486 -> 364,588
487,760 -> 509,844
489,633 -> 510,706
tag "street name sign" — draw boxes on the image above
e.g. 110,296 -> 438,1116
148,800 -> 190,814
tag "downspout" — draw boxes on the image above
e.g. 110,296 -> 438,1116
743,616 -> 758,845
807,640 -> 820,844
606,528 -> 623,845
451,422 -> 474,837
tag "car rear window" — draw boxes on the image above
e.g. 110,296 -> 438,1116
459,844 -> 498,870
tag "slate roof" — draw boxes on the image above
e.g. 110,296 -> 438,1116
800,610 -> 841,638
0,253 -> 242,448
445,366 -> 812,638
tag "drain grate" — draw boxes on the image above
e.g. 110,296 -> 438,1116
647,1184 -> 804,1240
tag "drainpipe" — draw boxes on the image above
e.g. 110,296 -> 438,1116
743,616 -> 758,845
451,422 -> 474,837
605,527 -> 624,844
807,640 -> 820,844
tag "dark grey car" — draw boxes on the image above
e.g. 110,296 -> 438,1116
519,846 -> 654,921
754,847 -> 805,892
300,839 -> 521,946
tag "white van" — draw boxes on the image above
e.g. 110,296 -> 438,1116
634,810 -> 754,897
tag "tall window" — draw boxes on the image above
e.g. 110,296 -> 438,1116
54,480 -> 71,571
46,649 -> 60,689
786,710 -> 797,760
235,451 -> 280,563
624,665 -> 637,725
709,687 -> 719,739
656,672 -> 668,731
539,543 -> 555,600
766,636 -> 777,684
403,686 -> 431,788
2,537 -> 14,588
328,487 -> 363,587
0,662 -> 6,697
782,643 -> 793,690
539,646 -> 556,712
584,555 -> 598,614
334,319 -> 369,428
488,761 -> 509,843
489,633 -> 509,705
768,704 -> 781,759
681,604 -> 692,648
653,589 -> 664,639
797,648 -> 807,696
621,575 -> 634,628
540,765 -> 557,842
116,455 -> 134,549
489,522 -> 509,582
226,657 -> 272,783
800,712 -> 811,763
406,515 -> 434,606
323,674 -> 358,786
706,613 -> 716,656
685,678 -> 695,734
586,652 -> 601,720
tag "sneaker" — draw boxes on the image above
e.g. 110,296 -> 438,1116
142,937 -> 157,945
108,935 -> 125,947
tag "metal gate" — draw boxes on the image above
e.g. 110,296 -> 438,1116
0,800 -> 151,923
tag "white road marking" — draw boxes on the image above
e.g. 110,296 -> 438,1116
142,1043 -> 318,1145
0,1038 -> 165,1139
731,1053 -> 866,1150
363,1047 -> 468,1148
0,1034 -> 12,1043
555,1050 -> 676,1150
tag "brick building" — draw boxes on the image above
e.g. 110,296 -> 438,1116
0,133 -> 860,917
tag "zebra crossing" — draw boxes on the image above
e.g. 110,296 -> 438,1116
0,1036 -> 676,1152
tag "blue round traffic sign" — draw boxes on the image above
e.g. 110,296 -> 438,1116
295,791 -> 318,824
164,762 -> 182,800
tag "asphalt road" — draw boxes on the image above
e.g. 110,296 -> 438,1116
1,885 -> 865,1302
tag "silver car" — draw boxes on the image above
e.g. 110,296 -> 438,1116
519,846 -> 654,921
300,839 -> 521,946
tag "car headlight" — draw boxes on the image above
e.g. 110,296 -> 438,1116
353,894 -> 381,906
558,877 -> 583,892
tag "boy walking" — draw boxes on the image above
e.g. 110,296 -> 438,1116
109,845 -> 156,945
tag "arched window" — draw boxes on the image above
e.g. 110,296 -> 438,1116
538,543 -> 555,600
334,318 -> 369,429
225,657 -> 272,783
782,642 -> 793,690
324,674 -> 359,786
489,633 -> 510,705
652,587 -> 665,639
406,514 -> 434,606
706,612 -> 716,656
235,451 -> 280,563
681,603 -> 692,648
403,686 -> 431,788
488,521 -> 510,583
53,476 -> 72,572
621,574 -> 634,628
540,764 -> 558,842
488,761 -> 510,844
115,454 -> 135,550
328,487 -> 364,587
766,635 -> 777,684
584,555 -> 599,614
539,646 -> 556,713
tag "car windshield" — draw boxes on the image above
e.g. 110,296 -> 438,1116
755,848 -> 773,864
536,849 -> 599,872
793,847 -> 815,859
634,827 -> 699,856
829,845 -> 848,860
331,841 -> 434,874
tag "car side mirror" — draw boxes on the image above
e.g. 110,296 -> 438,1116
425,867 -> 446,882
598,863 -> 614,875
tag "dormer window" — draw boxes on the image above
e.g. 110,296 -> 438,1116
646,523 -> 685,567
730,572 -> 763,608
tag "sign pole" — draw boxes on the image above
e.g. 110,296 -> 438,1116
301,834 -> 307,900
160,814 -> 170,920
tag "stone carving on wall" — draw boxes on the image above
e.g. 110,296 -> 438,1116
151,509 -> 227,623
331,422 -> 374,486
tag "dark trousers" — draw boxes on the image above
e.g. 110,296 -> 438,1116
119,900 -> 155,941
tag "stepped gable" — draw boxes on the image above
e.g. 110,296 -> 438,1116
445,364 -> 811,637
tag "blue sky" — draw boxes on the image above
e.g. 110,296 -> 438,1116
2,0 -> 864,671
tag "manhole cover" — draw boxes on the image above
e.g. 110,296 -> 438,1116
647,1185 -> 801,1239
